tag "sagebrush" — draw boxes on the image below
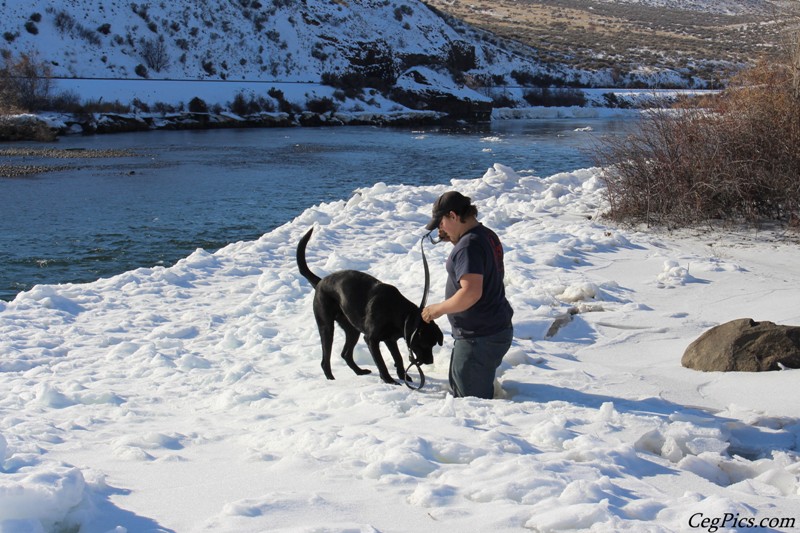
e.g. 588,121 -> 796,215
596,49 -> 800,228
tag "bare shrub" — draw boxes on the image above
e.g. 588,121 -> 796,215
321,71 -> 368,98
53,10 -> 76,33
0,51 -> 52,112
53,10 -> 101,45
267,87 -> 300,113
596,51 -> 800,227
201,60 -> 216,76
306,96 -> 336,114
47,89 -> 82,112
189,97 -> 209,113
140,37 -> 170,72
230,91 -> 276,115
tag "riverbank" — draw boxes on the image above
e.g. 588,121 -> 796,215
0,108 -> 449,143
1,102 -> 645,144
2,82 -> 695,143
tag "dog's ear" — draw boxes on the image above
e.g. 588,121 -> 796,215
435,325 -> 444,346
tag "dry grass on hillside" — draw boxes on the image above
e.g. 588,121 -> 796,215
425,0 -> 800,85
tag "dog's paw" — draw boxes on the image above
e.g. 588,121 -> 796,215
356,368 -> 372,375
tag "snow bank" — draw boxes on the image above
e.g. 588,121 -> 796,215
1,163 -> 799,532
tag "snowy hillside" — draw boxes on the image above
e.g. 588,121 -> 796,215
0,0 -> 715,118
0,0 -> 560,88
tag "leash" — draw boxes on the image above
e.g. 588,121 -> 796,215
403,351 -> 426,390
403,232 -> 434,391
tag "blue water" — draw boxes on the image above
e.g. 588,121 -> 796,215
0,118 -> 633,300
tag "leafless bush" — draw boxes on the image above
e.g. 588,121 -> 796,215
596,50 -> 800,227
47,89 -> 82,112
0,51 -> 52,112
140,37 -> 170,72
230,91 -> 275,115
53,10 -> 101,46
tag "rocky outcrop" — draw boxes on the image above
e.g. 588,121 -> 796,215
392,67 -> 493,123
682,318 -> 800,372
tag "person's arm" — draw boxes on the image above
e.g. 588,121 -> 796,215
422,273 -> 483,322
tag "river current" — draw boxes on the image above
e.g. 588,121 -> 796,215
0,118 -> 633,300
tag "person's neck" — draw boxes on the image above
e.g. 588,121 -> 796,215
452,218 -> 479,243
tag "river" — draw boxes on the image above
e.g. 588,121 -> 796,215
0,118 -> 634,301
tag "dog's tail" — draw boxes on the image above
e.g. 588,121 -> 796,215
296,227 -> 321,288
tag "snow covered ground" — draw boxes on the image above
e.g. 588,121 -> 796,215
2,161 -> 800,532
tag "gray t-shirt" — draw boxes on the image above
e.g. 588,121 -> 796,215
445,224 -> 513,339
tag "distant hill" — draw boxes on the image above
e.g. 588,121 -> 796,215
424,0 -> 800,87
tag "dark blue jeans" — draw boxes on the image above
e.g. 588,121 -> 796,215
449,326 -> 513,399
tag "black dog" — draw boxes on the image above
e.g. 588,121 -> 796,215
297,227 -> 443,385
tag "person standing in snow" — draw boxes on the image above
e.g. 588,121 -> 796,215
421,191 -> 514,399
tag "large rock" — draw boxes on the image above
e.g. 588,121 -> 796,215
682,318 -> 800,371
391,67 -> 493,123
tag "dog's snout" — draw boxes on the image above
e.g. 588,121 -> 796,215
419,351 -> 434,365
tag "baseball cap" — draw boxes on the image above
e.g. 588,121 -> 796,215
425,191 -> 472,230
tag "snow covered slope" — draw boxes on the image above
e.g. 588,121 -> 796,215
0,0 -> 724,116
0,0 -> 549,83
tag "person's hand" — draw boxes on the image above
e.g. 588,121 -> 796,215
422,304 -> 443,323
